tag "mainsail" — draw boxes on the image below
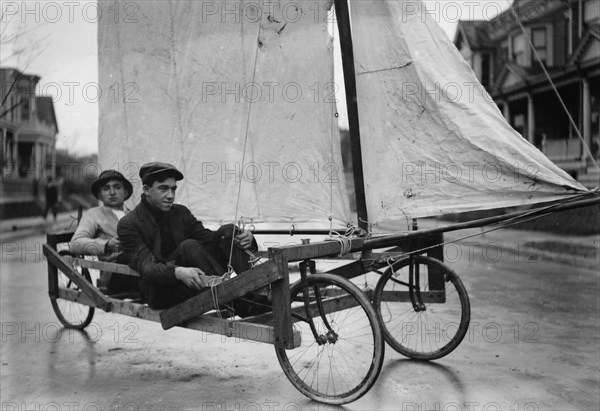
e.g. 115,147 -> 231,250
98,0 -> 351,228
98,0 -> 588,231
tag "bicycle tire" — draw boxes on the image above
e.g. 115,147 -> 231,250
373,255 -> 470,360
50,267 -> 95,330
275,273 -> 384,404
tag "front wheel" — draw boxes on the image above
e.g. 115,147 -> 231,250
50,267 -> 95,330
373,255 -> 470,360
275,274 -> 384,405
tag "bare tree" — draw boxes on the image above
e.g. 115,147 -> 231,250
0,11 -> 50,113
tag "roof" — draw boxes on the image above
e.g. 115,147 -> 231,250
455,20 -> 494,50
35,96 -> 59,133
457,0 -> 570,44
569,24 -> 600,65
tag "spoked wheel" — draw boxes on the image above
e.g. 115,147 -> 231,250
373,255 -> 470,360
275,274 -> 384,405
50,267 -> 95,330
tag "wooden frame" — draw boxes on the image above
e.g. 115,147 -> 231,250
43,228 -> 448,349
44,195 -> 598,348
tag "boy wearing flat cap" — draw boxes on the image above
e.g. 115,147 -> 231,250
118,162 -> 260,312
70,170 -> 138,293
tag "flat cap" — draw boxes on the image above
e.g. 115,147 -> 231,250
91,170 -> 133,200
139,161 -> 184,182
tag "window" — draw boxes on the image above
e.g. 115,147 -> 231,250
512,33 -> 528,66
20,97 -> 29,122
532,27 -> 547,65
481,53 -> 492,87
584,0 -> 600,25
501,40 -> 509,65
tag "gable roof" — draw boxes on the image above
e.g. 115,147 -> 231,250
35,96 -> 59,133
569,24 -> 600,66
455,20 -> 494,50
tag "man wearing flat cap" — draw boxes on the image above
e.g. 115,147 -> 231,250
117,161 -> 259,311
70,170 -> 138,294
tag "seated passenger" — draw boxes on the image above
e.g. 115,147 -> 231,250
117,162 -> 262,314
70,170 -> 139,294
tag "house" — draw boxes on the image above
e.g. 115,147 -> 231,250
454,0 -> 599,187
1,67 -> 59,214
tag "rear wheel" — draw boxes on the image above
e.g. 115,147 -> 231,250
275,274 -> 384,405
373,255 -> 470,360
50,267 -> 95,330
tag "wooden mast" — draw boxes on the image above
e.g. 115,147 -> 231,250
334,0 -> 369,232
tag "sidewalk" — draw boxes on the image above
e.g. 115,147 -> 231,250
0,211 -> 78,242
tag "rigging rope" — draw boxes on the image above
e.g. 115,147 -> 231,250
213,0 -> 267,318
510,5 -> 599,171
327,226 -> 357,257
380,192 -> 599,267
225,0 -> 265,273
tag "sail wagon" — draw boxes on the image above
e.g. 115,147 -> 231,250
43,0 -> 598,405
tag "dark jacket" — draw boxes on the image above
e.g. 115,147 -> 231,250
117,198 -> 216,288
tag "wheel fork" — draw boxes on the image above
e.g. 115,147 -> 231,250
300,259 -> 338,345
408,255 -> 426,312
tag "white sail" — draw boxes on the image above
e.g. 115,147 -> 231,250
98,0 -> 351,229
349,0 -> 588,229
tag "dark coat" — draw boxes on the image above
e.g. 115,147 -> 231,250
117,199 -> 216,289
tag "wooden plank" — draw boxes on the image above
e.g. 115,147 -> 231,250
277,237 -> 366,262
159,261 -> 280,330
108,298 -> 301,347
109,298 -> 162,321
269,249 -> 294,349
57,287 -> 98,307
378,290 -> 446,303
324,259 -> 369,280
183,316 -> 301,348
43,244 -> 112,311
294,294 -> 362,319
72,258 -> 140,276
58,290 -> 301,347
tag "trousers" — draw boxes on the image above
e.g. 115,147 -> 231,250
143,224 -> 265,315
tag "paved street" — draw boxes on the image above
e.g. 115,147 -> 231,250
1,229 -> 599,411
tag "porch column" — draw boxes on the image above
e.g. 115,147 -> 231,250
1,128 -> 5,177
34,142 -> 42,179
527,93 -> 535,144
12,131 -> 19,177
582,77 -> 592,160
501,100 -> 510,121
51,146 -> 56,178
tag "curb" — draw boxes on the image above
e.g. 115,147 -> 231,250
455,239 -> 599,270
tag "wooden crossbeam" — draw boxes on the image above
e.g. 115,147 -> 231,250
276,238 -> 366,262
71,258 -> 140,276
159,261 -> 280,330
183,316 -> 301,347
54,291 -> 300,347
58,287 -> 97,307
43,244 -> 112,311
378,290 -> 446,303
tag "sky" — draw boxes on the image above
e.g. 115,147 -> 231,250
1,0 -> 513,156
